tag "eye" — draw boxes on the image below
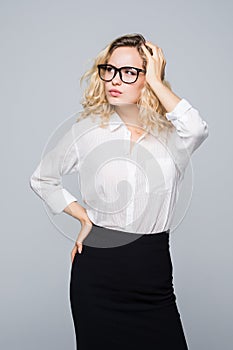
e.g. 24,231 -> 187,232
106,66 -> 114,72
123,68 -> 137,76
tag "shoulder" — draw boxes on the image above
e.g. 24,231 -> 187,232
72,114 -> 104,136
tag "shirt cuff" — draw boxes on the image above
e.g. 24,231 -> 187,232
45,189 -> 78,215
165,98 -> 193,121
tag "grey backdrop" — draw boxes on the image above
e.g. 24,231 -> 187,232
1,0 -> 232,349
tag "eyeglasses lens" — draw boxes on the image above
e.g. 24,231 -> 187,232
99,65 -> 138,83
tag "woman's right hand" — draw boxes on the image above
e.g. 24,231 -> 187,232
71,219 -> 93,263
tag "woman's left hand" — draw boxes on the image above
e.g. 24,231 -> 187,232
141,41 -> 166,87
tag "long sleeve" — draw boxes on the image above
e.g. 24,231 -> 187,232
29,123 -> 79,215
165,98 -> 209,173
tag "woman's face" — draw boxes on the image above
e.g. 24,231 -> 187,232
104,46 -> 146,106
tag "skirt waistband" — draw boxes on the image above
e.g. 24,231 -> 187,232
83,222 -> 170,249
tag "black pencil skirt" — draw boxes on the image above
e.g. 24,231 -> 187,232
69,223 -> 189,350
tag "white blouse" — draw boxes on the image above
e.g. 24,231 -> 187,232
29,98 -> 209,234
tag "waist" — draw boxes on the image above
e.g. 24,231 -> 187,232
83,222 -> 170,249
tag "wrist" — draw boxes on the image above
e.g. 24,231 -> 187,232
80,217 -> 93,226
149,79 -> 164,91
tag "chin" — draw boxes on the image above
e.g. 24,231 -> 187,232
107,99 -> 125,106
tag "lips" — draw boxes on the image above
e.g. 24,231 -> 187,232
109,89 -> 122,96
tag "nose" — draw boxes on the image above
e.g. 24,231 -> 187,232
111,70 -> 122,85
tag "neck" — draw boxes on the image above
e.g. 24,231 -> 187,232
114,104 -> 143,129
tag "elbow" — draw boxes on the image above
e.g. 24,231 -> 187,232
190,120 -> 209,153
29,174 -> 36,191
29,172 -> 42,196
195,120 -> 209,143
188,107 -> 209,142
186,107 -> 209,142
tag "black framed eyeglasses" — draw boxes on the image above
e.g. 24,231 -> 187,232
97,64 -> 146,84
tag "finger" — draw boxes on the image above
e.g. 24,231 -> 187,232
75,242 -> 82,254
146,44 -> 160,59
72,244 -> 78,255
72,245 -> 78,253
71,246 -> 77,258
145,41 -> 155,47
158,48 -> 166,61
146,42 -> 162,54
71,252 -> 76,263
158,47 -> 164,56
141,44 -> 151,57
145,41 -> 159,51
72,254 -> 76,263
144,42 -> 153,53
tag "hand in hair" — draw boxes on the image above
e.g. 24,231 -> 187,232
141,41 -> 166,86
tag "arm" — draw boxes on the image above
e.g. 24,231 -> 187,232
149,80 -> 182,113
141,42 -> 209,172
29,123 -> 92,247
151,81 -> 209,173
29,123 -> 79,215
151,80 -> 209,145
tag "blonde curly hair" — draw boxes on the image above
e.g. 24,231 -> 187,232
77,33 -> 175,134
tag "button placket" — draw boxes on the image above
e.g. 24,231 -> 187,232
124,128 -> 147,228
124,128 -> 131,155
122,128 -> 133,227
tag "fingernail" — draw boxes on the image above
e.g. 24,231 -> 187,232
78,248 -> 81,254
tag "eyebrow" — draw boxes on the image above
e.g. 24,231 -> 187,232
106,63 -> 144,70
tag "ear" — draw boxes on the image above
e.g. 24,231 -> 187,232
142,76 -> 147,87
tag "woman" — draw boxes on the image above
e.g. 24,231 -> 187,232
30,33 -> 209,349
